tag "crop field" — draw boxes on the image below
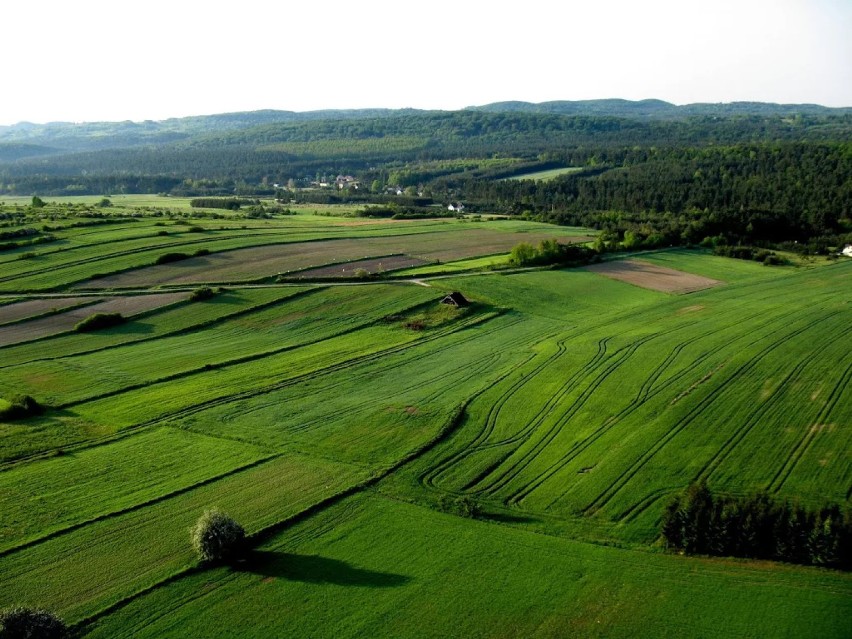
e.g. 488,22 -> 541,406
504,166 -> 584,181
0,292 -> 187,346
289,255 -> 430,278
77,227 -> 593,288
0,209 -> 850,638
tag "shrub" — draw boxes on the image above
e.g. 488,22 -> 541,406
190,510 -> 246,563
193,248 -> 210,257
0,606 -> 67,638
155,252 -> 190,265
74,312 -> 125,332
190,286 -> 215,302
0,395 -> 44,421
437,494 -> 481,519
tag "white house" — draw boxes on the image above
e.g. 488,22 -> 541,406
842,244 -> 852,257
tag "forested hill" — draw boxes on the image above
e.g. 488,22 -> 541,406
468,99 -> 852,119
1,100 -> 850,154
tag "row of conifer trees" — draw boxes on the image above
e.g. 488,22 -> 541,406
661,483 -> 851,570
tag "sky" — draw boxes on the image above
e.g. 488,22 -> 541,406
2,0 -> 850,125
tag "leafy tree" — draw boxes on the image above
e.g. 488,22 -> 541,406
30,196 -> 45,209
190,509 -> 246,563
509,242 -> 537,266
0,606 -> 67,639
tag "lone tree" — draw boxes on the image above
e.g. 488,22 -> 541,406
190,509 -> 246,563
0,606 -> 67,639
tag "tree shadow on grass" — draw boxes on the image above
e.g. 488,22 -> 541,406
480,512 -> 537,524
235,550 -> 411,588
117,321 -> 156,334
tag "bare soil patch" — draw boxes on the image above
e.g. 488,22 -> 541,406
78,230 -> 593,288
0,292 -> 186,346
0,297 -> 97,325
583,260 -> 723,294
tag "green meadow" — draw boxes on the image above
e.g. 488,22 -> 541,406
0,206 -> 849,637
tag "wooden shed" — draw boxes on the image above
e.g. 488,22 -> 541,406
441,291 -> 470,308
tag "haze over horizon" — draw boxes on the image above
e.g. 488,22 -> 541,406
4,0 -> 850,126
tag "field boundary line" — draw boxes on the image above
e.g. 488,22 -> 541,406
0,453 -> 282,559
71,401 -> 473,634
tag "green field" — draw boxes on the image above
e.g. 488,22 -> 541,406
0,207 -> 850,637
504,166 -> 584,181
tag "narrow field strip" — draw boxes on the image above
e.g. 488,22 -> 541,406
0,296 -> 99,325
0,428 -> 270,554
0,292 -> 187,347
0,453 -> 367,622
0,286 -> 309,369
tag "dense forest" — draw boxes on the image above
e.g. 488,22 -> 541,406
1,101 -> 850,251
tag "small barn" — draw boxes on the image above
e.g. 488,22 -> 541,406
441,291 -> 470,308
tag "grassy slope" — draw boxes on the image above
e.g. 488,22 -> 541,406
85,493 -> 852,639
0,232 -> 850,638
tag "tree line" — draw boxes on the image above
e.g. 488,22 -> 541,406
662,483 -> 851,570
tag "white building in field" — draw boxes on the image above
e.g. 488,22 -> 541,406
842,244 -> 852,257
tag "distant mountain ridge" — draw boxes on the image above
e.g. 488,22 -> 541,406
468,99 -> 852,118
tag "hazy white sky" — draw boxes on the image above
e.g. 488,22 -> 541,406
2,0 -> 850,124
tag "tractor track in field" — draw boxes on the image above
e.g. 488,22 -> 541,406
53,293 -> 447,410
696,319 -> 852,486
525,305 -> 809,511
419,331 -> 570,491
128,310 -> 503,430
581,306 -> 844,517
770,357 -> 852,495
604,309 -> 850,523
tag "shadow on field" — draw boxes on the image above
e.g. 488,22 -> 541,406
480,512 -> 537,524
236,550 -> 411,588
119,321 -> 156,334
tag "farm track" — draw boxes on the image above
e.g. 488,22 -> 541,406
581,306 -> 844,516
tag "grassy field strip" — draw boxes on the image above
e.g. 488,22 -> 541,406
0,427 -> 271,553
77,229 -> 594,290
419,293 -> 775,497
393,252 -> 513,276
176,313 -> 553,462
83,493 -> 852,639
511,304 -> 844,510
0,287 -> 307,369
69,309 -> 502,431
0,453 -> 368,622
1,219 -> 491,290
578,306 -> 848,518
0,232 -> 324,291
0,286 -> 437,406
402,265 -> 848,543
